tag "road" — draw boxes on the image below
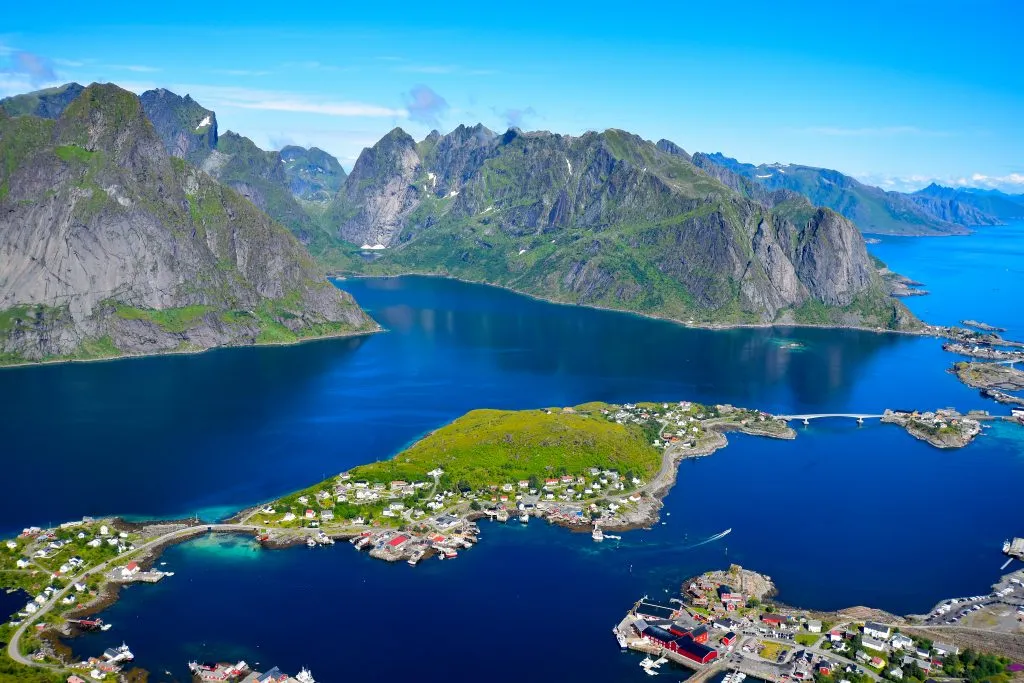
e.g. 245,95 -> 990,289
6,523 -> 258,670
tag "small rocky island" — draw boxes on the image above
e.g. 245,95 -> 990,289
953,361 -> 1024,392
880,408 -> 986,448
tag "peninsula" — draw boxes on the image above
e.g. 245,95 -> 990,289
1,400 -> 1017,680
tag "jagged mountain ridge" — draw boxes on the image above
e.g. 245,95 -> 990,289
0,83 -> 375,364
328,125 -> 918,330
694,153 -> 1000,235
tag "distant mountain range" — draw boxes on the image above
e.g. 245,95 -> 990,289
691,153 -> 1007,235
20,80 -> 1024,349
0,83 -> 375,365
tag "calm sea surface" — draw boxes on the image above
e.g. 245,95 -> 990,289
1,223 -> 1022,681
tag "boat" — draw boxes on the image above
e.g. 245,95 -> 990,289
315,531 -> 334,545
444,548 -> 458,559
723,672 -> 747,683
295,667 -> 316,683
613,628 -> 627,648
354,536 -> 371,550
306,537 -> 317,548
592,526 -> 604,542
1004,539 -> 1012,553
519,512 -> 529,524
100,623 -> 112,631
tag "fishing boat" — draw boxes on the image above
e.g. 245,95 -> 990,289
444,548 -> 458,559
592,526 -> 604,542
519,512 -> 529,524
306,537 -> 317,548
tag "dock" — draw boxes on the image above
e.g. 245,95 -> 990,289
1005,537 -> 1024,560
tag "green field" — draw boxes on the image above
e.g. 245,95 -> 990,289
349,405 -> 661,490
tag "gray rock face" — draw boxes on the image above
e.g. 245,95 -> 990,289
330,124 -> 914,328
0,83 -> 374,363
337,128 -> 422,246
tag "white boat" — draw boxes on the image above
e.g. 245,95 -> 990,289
614,629 -> 627,648
295,668 -> 316,683
306,537 -> 317,548
519,512 -> 529,524
592,526 -> 604,542
100,623 -> 112,631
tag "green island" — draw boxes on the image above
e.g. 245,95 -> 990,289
1,400 -> 1018,681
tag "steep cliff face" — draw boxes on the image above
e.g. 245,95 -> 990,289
0,84 -> 376,364
334,127 -> 422,246
330,125 -> 917,329
139,88 -> 218,165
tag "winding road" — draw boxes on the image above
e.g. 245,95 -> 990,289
6,523 -> 258,670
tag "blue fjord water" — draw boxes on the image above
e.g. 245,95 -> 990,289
1,223 -> 1023,681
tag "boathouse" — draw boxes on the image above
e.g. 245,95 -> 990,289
721,632 -> 736,646
673,636 -> 718,664
761,614 -> 785,626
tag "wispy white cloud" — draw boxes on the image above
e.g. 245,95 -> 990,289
805,125 -> 949,137
1,49 -> 57,84
211,68 -> 273,77
396,64 -> 456,74
404,84 -> 448,126
393,64 -> 497,76
108,64 -> 161,73
176,84 -> 406,118
855,171 -> 1024,194
53,58 -> 85,68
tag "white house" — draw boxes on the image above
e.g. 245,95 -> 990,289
933,641 -> 959,657
863,621 -> 891,640
16,557 -> 31,568
888,668 -> 903,680
861,637 -> 887,653
24,602 -> 38,614
890,633 -> 914,651
807,619 -> 822,633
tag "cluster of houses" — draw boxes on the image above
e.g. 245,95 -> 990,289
852,622 -> 959,678
188,661 -> 316,683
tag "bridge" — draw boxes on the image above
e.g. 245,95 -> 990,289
776,413 -> 885,425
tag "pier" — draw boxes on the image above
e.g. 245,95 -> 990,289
776,413 -> 884,425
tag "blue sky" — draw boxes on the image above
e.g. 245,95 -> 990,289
2,0 -> 1022,192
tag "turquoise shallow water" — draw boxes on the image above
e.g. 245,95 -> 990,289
0,223 -> 1021,681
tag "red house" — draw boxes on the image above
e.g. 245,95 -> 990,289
817,661 -> 832,676
690,625 -> 709,644
721,632 -> 736,646
761,614 -> 785,626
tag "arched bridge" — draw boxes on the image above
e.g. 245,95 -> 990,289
776,413 -> 885,425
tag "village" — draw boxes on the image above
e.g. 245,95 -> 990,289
188,660 -> 316,683
241,400 -> 795,564
615,565 -> 1016,681
879,408 -> 986,448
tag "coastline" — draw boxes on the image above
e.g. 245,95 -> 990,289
331,271 -> 933,338
0,324 -> 382,371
